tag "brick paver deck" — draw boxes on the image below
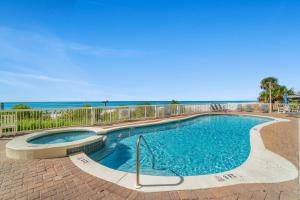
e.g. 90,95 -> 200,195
0,112 -> 299,200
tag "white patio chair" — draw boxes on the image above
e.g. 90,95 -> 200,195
277,104 -> 285,113
291,105 -> 300,113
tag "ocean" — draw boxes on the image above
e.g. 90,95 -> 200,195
1,101 -> 256,110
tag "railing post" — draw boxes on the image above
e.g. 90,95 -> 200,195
154,105 -> 157,118
91,107 -> 95,125
0,112 -> 2,137
116,108 -> 119,122
128,107 -> 131,120
109,109 -> 112,123
15,111 -> 18,134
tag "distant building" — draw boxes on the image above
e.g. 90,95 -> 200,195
288,95 -> 300,103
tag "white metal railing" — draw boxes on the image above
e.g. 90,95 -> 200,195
0,103 -> 286,137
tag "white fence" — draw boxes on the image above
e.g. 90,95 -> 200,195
0,103 -> 273,137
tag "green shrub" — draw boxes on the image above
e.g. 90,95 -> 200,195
12,104 -> 31,109
170,99 -> 179,104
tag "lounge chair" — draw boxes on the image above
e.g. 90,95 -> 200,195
218,104 -> 228,112
210,104 -> 218,112
215,104 -> 222,111
210,104 -> 228,112
210,104 -> 223,112
278,104 -> 291,113
287,106 -> 300,118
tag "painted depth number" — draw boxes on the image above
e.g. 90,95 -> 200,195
78,157 -> 89,164
215,174 -> 237,182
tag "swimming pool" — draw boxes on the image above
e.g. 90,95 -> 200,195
28,130 -> 96,144
88,114 -> 272,176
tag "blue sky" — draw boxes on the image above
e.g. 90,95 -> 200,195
0,0 -> 299,102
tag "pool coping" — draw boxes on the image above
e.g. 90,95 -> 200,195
70,113 -> 299,192
6,127 -> 104,159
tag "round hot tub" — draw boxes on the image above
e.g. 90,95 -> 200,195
28,130 -> 96,144
6,127 -> 105,160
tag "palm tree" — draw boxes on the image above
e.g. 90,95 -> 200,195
258,91 -> 268,102
272,86 -> 282,102
273,86 -> 294,102
258,84 -> 295,103
259,77 -> 279,109
260,77 -> 278,90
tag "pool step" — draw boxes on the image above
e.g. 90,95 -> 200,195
89,147 -> 116,161
67,140 -> 104,155
138,168 -> 177,176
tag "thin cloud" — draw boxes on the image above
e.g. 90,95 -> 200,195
0,26 -> 144,101
0,70 -> 140,99
1,71 -> 68,82
0,70 -> 99,87
66,42 -> 141,57
0,27 -> 141,57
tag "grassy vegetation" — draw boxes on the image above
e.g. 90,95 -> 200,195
12,104 -> 32,109
16,110 -> 92,131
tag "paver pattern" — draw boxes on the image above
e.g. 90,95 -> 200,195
0,112 -> 299,200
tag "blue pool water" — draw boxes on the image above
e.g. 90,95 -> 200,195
28,130 -> 96,144
89,114 -> 272,176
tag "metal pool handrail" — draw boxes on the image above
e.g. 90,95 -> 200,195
136,135 -> 155,188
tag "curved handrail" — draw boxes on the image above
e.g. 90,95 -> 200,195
136,135 -> 155,188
